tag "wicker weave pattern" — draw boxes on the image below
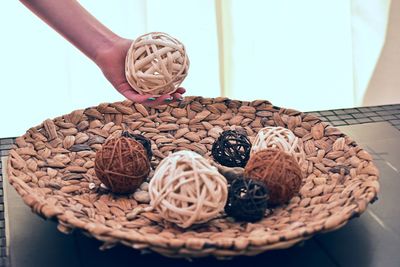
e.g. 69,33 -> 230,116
6,97 -> 379,258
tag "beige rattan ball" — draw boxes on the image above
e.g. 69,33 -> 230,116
125,32 -> 189,96
251,126 -> 305,165
148,150 -> 228,228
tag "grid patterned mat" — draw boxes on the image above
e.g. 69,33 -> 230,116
1,103 -> 399,265
309,104 -> 400,129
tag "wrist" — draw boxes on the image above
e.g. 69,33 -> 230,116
93,35 -> 125,68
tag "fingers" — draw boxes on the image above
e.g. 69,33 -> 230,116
117,83 -> 186,106
141,87 -> 186,106
172,87 -> 186,101
172,92 -> 183,101
143,95 -> 174,107
176,87 -> 186,94
118,83 -> 152,103
121,90 -> 153,103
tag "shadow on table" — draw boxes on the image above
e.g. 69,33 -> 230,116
74,215 -> 380,267
315,218 -> 373,267
73,230 -> 335,267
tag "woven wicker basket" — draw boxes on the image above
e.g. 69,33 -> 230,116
7,97 -> 379,258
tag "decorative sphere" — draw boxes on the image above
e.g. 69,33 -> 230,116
94,137 -> 150,194
125,32 -> 189,96
148,150 -> 228,228
251,126 -> 305,166
212,130 -> 252,168
244,149 -> 302,206
225,177 -> 269,222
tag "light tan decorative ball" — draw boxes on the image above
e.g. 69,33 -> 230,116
148,150 -> 228,228
251,126 -> 305,166
125,32 -> 189,96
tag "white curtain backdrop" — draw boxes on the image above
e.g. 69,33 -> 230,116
351,0 -> 391,105
0,0 -> 391,138
228,0 -> 390,111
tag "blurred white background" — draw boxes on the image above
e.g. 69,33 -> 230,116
0,0 -> 397,138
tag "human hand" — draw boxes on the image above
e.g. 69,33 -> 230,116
20,1 -> 185,106
95,38 -> 185,106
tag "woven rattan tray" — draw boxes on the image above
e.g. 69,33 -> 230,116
7,97 -> 379,258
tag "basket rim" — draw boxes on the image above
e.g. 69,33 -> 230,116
6,96 -> 380,258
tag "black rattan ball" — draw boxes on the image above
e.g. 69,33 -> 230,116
122,131 -> 153,160
211,130 -> 251,167
225,177 -> 269,222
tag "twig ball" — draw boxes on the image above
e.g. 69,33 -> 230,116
121,131 -> 153,160
212,130 -> 252,168
125,32 -> 189,96
251,126 -> 305,166
211,161 -> 245,183
225,177 -> 269,222
94,137 -> 150,194
244,149 -> 302,206
148,150 -> 228,228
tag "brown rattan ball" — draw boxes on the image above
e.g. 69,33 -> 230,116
125,32 -> 189,96
225,177 -> 269,222
94,137 -> 150,194
212,130 -> 251,168
244,149 -> 302,206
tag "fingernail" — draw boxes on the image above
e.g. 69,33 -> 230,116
147,97 -> 156,101
164,97 -> 173,102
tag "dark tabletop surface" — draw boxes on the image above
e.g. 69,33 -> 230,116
1,104 -> 400,267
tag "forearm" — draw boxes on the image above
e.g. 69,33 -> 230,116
20,0 -> 120,62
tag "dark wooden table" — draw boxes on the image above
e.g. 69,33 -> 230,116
1,105 -> 400,267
